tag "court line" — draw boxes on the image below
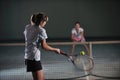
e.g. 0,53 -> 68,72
82,58 -> 96,80
82,59 -> 89,80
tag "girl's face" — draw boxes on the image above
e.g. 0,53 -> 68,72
75,23 -> 80,30
41,21 -> 47,27
40,17 -> 48,27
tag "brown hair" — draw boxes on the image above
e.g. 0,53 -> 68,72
74,21 -> 80,25
31,12 -> 48,26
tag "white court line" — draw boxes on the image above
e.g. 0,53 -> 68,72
82,59 -> 90,80
82,58 -> 95,80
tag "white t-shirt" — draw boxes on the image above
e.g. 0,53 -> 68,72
71,27 -> 84,38
24,24 -> 48,61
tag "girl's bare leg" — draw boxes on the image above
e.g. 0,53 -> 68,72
70,44 -> 75,56
32,70 -> 44,80
83,44 -> 90,56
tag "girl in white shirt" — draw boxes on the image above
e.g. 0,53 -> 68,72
71,21 -> 90,57
24,12 -> 60,80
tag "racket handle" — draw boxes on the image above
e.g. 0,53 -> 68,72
60,50 -> 65,54
60,50 -> 68,56
60,50 -> 75,64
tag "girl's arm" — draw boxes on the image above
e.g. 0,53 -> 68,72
71,33 -> 74,41
81,31 -> 85,39
41,39 -> 60,53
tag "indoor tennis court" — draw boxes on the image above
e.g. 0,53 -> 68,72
0,0 -> 120,80
0,41 -> 120,80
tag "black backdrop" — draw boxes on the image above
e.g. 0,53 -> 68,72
0,0 -> 120,41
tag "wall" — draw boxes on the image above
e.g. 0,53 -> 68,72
0,0 -> 120,41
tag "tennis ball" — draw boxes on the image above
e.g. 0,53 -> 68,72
80,51 -> 85,56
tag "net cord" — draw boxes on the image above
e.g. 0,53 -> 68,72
0,40 -> 119,58
0,40 -> 120,46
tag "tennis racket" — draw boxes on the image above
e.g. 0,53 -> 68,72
60,50 -> 94,71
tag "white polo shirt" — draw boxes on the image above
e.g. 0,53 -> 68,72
24,24 -> 48,61
71,27 -> 84,38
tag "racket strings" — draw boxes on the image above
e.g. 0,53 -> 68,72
74,56 -> 93,71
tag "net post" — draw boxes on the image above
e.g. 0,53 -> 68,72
89,42 -> 93,58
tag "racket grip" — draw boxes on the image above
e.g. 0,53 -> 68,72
60,50 -> 68,56
60,50 -> 65,54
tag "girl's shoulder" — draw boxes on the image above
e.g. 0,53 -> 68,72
25,24 -> 34,29
25,24 -> 31,27
39,27 -> 46,33
72,28 -> 75,31
79,27 -> 84,32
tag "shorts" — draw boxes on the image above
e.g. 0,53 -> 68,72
25,59 -> 42,72
73,37 -> 86,42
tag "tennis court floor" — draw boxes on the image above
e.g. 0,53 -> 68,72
0,42 -> 120,80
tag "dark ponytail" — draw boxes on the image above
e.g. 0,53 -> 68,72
31,12 -> 48,26
31,14 -> 36,24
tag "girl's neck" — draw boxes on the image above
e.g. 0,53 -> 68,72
39,25 -> 42,28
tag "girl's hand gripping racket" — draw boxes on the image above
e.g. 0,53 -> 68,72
60,50 -> 75,64
60,50 -> 94,71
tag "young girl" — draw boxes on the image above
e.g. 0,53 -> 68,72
70,21 -> 90,57
24,12 -> 60,80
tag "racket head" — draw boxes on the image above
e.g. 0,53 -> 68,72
74,55 -> 94,71
60,50 -> 94,71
